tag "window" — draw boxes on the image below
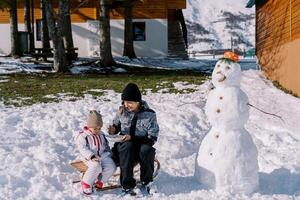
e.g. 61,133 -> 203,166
36,19 -> 42,41
133,22 -> 146,41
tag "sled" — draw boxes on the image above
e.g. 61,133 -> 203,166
70,158 -> 160,191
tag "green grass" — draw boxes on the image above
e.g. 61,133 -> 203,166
0,67 -> 209,107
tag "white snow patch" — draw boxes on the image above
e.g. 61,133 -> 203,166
112,67 -> 127,73
0,57 -> 51,74
173,82 -> 199,90
184,0 -> 255,52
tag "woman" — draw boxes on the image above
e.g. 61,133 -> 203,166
108,83 -> 159,196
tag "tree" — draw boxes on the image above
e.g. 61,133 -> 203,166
59,0 -> 74,50
99,0 -> 115,67
41,1 -> 51,50
24,0 -> 34,53
10,0 -> 20,57
43,0 -> 68,72
123,1 -> 136,58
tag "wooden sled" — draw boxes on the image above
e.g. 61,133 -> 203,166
70,158 -> 160,191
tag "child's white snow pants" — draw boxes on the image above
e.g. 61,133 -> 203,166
82,156 -> 116,186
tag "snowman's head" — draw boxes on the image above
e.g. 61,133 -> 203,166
212,57 -> 242,87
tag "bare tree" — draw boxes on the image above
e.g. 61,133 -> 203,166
59,0 -> 74,50
24,0 -> 34,53
8,0 -> 20,57
123,1 -> 136,58
41,1 -> 51,50
43,0 -> 68,72
99,0 -> 115,67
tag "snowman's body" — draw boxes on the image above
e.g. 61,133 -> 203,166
196,58 -> 259,194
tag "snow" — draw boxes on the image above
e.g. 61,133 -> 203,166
0,67 -> 300,199
0,56 -> 257,75
0,57 -> 51,74
115,57 -> 257,73
112,67 -> 127,73
183,0 -> 255,52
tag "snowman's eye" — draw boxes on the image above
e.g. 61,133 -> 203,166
217,65 -> 221,68
226,66 -> 231,70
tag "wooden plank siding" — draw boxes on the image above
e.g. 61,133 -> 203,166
256,0 -> 300,96
0,0 -> 186,23
0,0 -> 97,23
256,0 -> 300,53
0,11 -> 10,24
256,1 -> 291,52
110,8 -> 167,19
167,0 -> 186,9
292,0 -> 300,39
110,0 -> 168,19
291,0 -> 300,40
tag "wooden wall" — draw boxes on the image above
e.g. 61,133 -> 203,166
110,0 -> 186,19
256,0 -> 300,56
292,0 -> 300,40
111,0 -> 168,19
256,0 -> 300,96
0,0 -> 97,23
167,0 -> 186,9
0,0 -> 186,23
0,10 -> 10,23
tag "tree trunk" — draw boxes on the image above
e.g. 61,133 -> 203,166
41,1 -> 51,50
9,0 -> 19,57
30,0 -> 35,51
44,0 -> 68,73
99,0 -> 115,67
24,0 -> 34,53
59,0 -> 74,50
123,3 -> 136,58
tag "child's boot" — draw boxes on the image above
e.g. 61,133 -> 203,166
94,180 -> 104,189
81,181 -> 93,195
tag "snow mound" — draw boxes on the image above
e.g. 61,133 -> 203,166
0,70 -> 300,199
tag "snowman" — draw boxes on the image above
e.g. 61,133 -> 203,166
195,52 -> 259,194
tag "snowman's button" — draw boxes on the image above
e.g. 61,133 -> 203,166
210,153 -> 213,156
216,109 -> 221,113
215,134 -> 219,138
219,96 -> 223,100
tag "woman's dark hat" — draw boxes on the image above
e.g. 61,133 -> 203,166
121,83 -> 142,102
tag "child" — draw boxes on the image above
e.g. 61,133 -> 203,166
76,110 -> 116,195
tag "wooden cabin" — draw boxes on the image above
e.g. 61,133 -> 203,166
247,0 -> 300,96
0,0 -> 187,58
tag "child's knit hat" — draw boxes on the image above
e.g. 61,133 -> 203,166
87,110 -> 103,128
